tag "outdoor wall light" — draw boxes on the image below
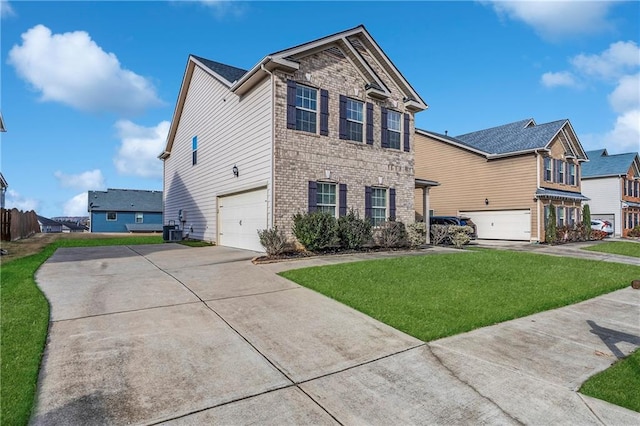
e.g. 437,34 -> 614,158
485,198 -> 489,205
232,165 -> 239,177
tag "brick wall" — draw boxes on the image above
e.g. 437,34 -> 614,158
272,48 -> 416,235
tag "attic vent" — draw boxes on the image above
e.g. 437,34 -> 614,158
348,37 -> 367,52
325,46 -> 345,58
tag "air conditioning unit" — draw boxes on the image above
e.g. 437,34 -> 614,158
168,229 -> 183,242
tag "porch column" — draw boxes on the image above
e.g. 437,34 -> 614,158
423,186 -> 430,245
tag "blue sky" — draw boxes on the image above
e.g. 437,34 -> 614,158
1,0 -> 639,218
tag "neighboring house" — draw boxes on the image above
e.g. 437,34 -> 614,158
59,221 -> 89,233
581,149 -> 640,237
160,25 -> 434,251
88,188 -> 163,233
38,215 -> 64,233
415,118 -> 589,242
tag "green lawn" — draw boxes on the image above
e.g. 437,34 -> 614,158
280,249 -> 639,342
580,349 -> 640,412
0,235 -> 162,426
583,241 -> 640,258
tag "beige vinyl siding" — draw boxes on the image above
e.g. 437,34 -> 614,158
540,136 -> 582,192
414,133 -> 540,240
163,65 -> 272,243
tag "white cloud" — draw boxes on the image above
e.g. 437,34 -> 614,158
603,109 -> 640,153
63,192 -> 89,216
541,71 -> 577,88
8,24 -> 162,116
1,0 -> 15,18
114,120 -> 169,179
485,0 -> 615,40
5,189 -> 39,212
198,0 -> 246,18
571,41 -> 640,81
608,73 -> 640,114
54,169 -> 106,190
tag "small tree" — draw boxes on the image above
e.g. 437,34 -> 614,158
545,203 -> 557,244
582,203 -> 592,240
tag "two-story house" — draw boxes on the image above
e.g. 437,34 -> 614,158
415,118 -> 589,242
581,149 -> 640,237
160,25 -> 430,251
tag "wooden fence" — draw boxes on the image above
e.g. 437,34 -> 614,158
0,208 -> 40,241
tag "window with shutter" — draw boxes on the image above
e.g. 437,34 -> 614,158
371,188 -> 387,227
295,83 -> 317,133
316,183 -> 337,217
380,108 -> 389,148
339,184 -> 347,217
308,181 -> 317,213
389,188 -> 396,220
320,89 -> 329,136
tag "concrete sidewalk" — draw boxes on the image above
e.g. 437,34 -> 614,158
31,244 -> 640,425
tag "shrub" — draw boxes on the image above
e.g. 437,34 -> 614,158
257,227 -> 290,256
337,209 -> 373,250
430,224 -> 449,246
376,220 -> 408,248
292,211 -> 339,252
583,204 -> 592,240
590,230 -> 608,241
545,203 -> 557,244
448,225 -> 472,249
407,222 -> 427,248
628,225 -> 640,238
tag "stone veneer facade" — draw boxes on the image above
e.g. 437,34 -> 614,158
271,46 -> 417,235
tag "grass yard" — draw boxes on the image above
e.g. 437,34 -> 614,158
583,241 -> 640,258
280,249 -> 639,342
580,348 -> 640,412
0,234 -> 162,426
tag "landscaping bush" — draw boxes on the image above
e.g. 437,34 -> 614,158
590,230 -> 609,241
337,209 -> 373,250
376,220 -> 408,248
407,222 -> 427,248
257,227 -> 290,256
448,225 -> 472,249
545,203 -> 557,244
628,225 -> 640,238
430,224 -> 449,246
292,211 -> 339,252
556,224 -> 586,243
583,204 -> 592,240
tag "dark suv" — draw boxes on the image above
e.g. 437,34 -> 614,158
429,216 -> 478,240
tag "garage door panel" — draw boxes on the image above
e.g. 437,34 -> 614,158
219,189 -> 267,252
460,210 -> 531,241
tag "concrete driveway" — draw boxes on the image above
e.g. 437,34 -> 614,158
31,244 -> 640,425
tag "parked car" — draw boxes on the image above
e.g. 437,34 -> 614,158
430,216 -> 478,240
591,219 -> 613,236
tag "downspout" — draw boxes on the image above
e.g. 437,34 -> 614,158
535,150 -> 541,242
261,64 -> 275,229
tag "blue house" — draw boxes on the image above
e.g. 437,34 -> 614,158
88,189 -> 163,233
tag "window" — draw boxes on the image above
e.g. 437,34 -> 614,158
387,110 -> 401,149
316,183 -> 337,217
569,164 -> 576,185
544,157 -> 552,182
106,212 -> 117,221
557,160 -> 565,184
568,208 -> 576,226
557,206 -> 565,227
371,188 -> 387,227
296,84 -> 317,133
135,212 -> 144,223
192,136 -> 198,166
544,205 -> 550,226
346,98 -> 363,142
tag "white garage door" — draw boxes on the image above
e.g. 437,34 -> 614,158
460,210 -> 531,241
218,188 -> 267,252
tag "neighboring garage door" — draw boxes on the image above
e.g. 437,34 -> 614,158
218,188 -> 267,252
460,209 -> 531,241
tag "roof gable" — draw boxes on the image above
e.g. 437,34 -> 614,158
190,55 -> 247,85
88,189 -> 162,212
582,149 -> 640,178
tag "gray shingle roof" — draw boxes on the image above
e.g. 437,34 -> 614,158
37,215 -> 62,226
582,149 -> 639,178
191,55 -> 247,83
88,189 -> 162,212
535,188 -> 590,201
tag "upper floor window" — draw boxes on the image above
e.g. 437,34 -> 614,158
635,181 -> 640,197
544,157 -> 552,181
569,163 -> 576,185
316,183 -> 337,217
346,99 -> 363,142
295,84 -> 317,133
557,160 -> 565,184
106,212 -> 117,221
371,188 -> 387,227
192,136 -> 198,166
135,212 -> 144,223
387,110 -> 401,150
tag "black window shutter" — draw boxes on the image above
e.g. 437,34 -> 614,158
320,89 -> 329,136
366,103 -> 374,145
339,95 -> 347,140
286,80 -> 297,129
389,188 -> 396,220
381,107 -> 389,148
339,184 -> 347,217
308,181 -> 317,213
403,114 -> 410,152
364,186 -> 372,220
